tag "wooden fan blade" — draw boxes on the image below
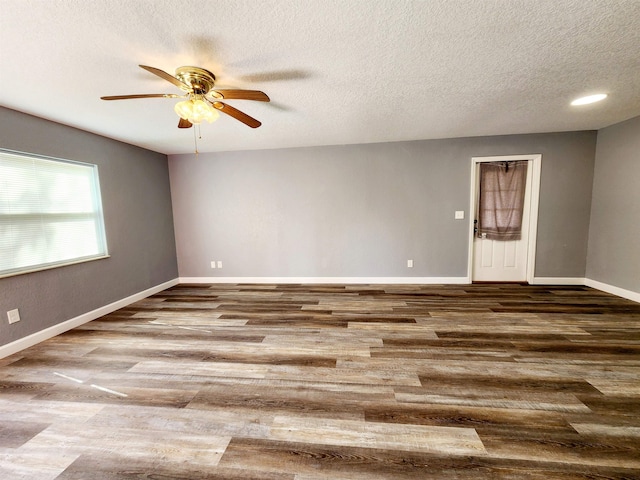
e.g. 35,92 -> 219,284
139,65 -> 189,90
178,118 -> 193,129
100,94 -> 180,100
211,90 -> 270,102
211,102 -> 262,128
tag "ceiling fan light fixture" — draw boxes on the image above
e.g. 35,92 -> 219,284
174,97 -> 219,124
174,99 -> 193,119
101,64 -> 267,129
571,93 -> 608,106
193,98 -> 219,123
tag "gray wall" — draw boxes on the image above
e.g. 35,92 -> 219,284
0,108 -> 178,347
587,115 -> 640,292
169,131 -> 596,279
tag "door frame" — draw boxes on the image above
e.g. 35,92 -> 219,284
466,154 -> 542,284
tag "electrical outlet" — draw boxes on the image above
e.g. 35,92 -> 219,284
455,210 -> 465,220
217,261 -> 222,269
7,309 -> 20,324
210,261 -> 216,269
407,259 -> 413,268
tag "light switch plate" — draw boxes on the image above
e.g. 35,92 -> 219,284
455,210 -> 465,220
7,309 -> 20,324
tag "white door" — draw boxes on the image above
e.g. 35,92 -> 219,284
471,158 -> 535,282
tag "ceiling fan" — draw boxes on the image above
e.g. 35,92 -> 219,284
101,65 -> 270,129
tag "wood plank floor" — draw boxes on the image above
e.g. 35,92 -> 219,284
1,283 -> 640,479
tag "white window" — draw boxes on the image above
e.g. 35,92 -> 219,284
0,149 -> 108,277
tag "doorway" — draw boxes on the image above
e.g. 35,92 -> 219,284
467,154 -> 541,283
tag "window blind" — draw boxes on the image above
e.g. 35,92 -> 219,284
0,149 -> 108,277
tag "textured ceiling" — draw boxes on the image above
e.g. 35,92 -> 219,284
1,0 -> 639,155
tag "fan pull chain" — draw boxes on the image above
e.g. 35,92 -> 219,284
192,124 -> 204,158
193,124 -> 199,158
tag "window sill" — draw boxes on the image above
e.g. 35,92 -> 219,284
0,255 -> 111,280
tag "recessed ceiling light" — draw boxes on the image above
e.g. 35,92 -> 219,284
571,94 -> 608,106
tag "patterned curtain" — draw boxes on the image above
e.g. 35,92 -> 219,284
477,161 -> 527,241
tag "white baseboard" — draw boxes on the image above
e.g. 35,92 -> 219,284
531,277 -> 586,285
585,278 -> 640,303
179,276 -> 470,285
531,277 -> 639,303
0,278 -> 179,359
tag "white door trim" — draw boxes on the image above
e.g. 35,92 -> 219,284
466,154 -> 542,284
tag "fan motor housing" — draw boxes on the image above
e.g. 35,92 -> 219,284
175,66 -> 216,94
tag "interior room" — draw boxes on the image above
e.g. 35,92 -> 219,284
1,1 -> 639,478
